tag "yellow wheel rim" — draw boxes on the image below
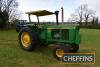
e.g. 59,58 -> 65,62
56,49 -> 64,58
21,32 -> 31,47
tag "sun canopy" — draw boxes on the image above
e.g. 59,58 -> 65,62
26,10 -> 55,16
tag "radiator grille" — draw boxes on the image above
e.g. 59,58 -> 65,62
51,29 -> 69,40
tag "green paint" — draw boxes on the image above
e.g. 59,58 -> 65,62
27,24 -> 81,45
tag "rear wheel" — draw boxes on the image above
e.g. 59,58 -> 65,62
18,27 -> 39,51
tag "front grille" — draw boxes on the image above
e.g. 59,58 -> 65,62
51,29 -> 69,40
61,29 -> 69,40
51,29 -> 60,39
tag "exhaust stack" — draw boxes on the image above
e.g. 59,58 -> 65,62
61,7 -> 64,23
55,11 -> 59,25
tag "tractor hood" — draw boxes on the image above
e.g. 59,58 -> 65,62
25,23 -> 80,30
44,24 -> 80,30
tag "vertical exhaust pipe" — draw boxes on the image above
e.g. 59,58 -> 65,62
61,7 -> 64,23
55,11 -> 59,25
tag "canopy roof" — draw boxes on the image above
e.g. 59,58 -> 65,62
26,10 -> 54,16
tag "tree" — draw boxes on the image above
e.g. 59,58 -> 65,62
0,10 -> 8,28
67,14 -> 80,23
0,0 -> 19,28
91,17 -> 98,26
75,5 -> 86,24
83,5 -> 95,26
68,4 -> 96,25
68,5 -> 87,24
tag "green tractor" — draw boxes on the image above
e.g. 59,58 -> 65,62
18,10 -> 81,60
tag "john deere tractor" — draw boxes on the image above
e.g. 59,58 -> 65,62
18,10 -> 81,60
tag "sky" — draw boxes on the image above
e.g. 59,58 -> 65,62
18,0 -> 100,22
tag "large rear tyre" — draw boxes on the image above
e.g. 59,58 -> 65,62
18,27 -> 39,51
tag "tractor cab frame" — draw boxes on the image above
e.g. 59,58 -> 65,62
26,10 -> 59,25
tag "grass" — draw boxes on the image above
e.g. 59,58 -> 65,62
0,29 -> 100,67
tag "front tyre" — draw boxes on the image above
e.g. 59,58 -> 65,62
53,46 -> 69,60
18,27 -> 38,51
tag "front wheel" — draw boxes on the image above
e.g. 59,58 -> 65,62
53,46 -> 69,60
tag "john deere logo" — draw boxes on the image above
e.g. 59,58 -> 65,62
62,53 -> 95,64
